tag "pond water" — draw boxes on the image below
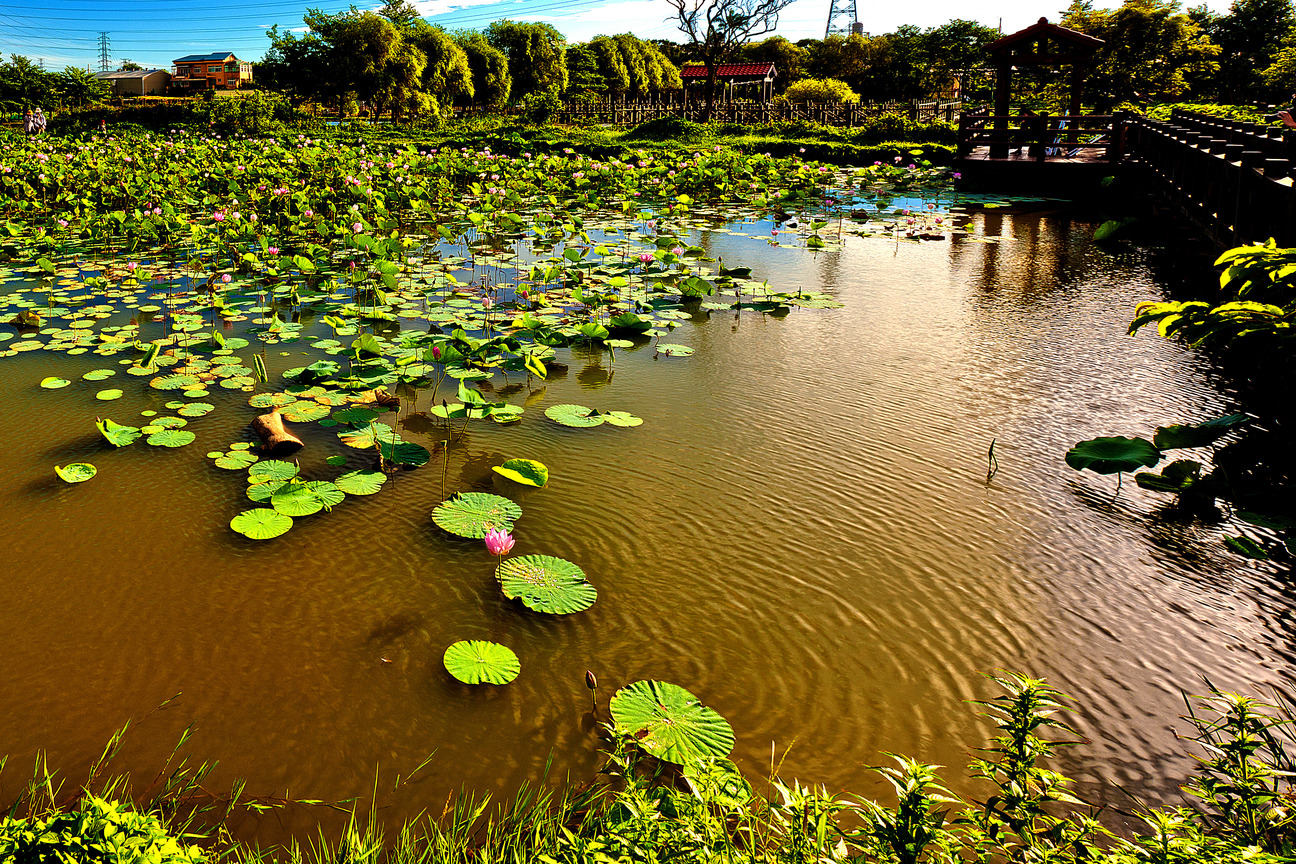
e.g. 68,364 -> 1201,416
0,205 -> 1290,838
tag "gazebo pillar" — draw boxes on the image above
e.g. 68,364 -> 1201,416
991,59 -> 1012,159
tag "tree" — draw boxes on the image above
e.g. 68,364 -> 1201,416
1211,0 -> 1295,99
920,20 -> 999,98
454,33 -> 511,109
782,77 -> 858,101
406,26 -> 474,115
666,0 -> 798,119
118,61 -> 143,71
260,25 -> 334,108
304,9 -> 425,118
0,54 -> 51,110
1063,0 -> 1220,110
589,36 -> 631,98
565,43 -> 607,100
52,67 -> 110,108
740,36 -> 805,91
485,20 -> 568,101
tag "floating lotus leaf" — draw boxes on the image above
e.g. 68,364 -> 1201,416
249,392 -> 294,409
247,479 -> 287,502
378,440 -> 429,466
492,458 -> 548,487
177,402 -> 215,417
601,411 -> 642,428
147,429 -> 196,448
335,469 -> 386,496
249,460 -> 299,482
40,377 -> 70,389
1153,414 -> 1251,450
150,374 -> 199,391
1064,437 -> 1161,475
281,400 -> 331,423
432,492 -> 522,538
656,343 -> 694,357
96,389 -> 122,401
183,389 -> 210,398
220,376 -> 255,389
498,555 -> 596,614
325,454 -> 348,467
271,482 -> 327,517
216,451 -> 259,470
545,404 -> 604,428
96,418 -> 141,447
1224,535 -> 1270,560
442,640 -> 520,685
230,508 -> 293,540
609,681 -> 735,764
339,422 -> 397,449
151,416 -> 187,428
332,406 -> 381,425
229,442 -> 253,451
54,463 -> 96,483
82,369 -> 116,381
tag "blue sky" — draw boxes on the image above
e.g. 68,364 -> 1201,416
2,0 -> 1236,72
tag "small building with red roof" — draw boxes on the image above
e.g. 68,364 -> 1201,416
679,62 -> 777,102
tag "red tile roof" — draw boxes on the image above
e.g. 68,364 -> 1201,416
679,62 -> 775,79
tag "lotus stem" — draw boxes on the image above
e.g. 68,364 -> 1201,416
986,439 -> 999,483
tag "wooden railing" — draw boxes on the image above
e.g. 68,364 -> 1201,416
957,107 -> 1123,161
1123,115 -> 1296,246
534,98 -> 965,128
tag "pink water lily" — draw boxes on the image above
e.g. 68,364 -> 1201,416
484,528 -> 514,557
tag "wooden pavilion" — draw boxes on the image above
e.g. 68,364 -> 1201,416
679,63 -> 777,103
985,18 -> 1103,157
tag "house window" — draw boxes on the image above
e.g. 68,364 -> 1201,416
208,65 -> 220,74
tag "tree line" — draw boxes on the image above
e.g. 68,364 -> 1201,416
0,55 -> 110,113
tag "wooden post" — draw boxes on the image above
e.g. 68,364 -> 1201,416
991,59 -> 1011,159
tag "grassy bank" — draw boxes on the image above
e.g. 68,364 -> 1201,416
3,673 -> 1292,863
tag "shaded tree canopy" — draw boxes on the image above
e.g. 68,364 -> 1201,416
485,20 -> 568,101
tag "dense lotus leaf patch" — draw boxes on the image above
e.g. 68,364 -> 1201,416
442,640 -> 520,685
1065,437 -> 1161,475
54,462 -> 96,483
432,492 -> 522,538
230,508 -> 293,540
497,555 -> 596,615
609,680 -> 735,764
492,458 -> 548,487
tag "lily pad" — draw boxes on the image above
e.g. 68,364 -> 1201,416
545,404 -> 604,428
656,343 -> 694,357
147,429 -> 196,448
602,411 -> 642,428
96,418 -> 141,447
492,458 -> 549,487
378,440 -> 430,466
1153,414 -> 1251,450
40,377 -> 70,389
249,392 -> 294,409
215,450 -> 259,470
609,680 -> 735,764
326,454 -> 348,467
432,492 -> 522,538
281,400 -> 331,423
95,389 -> 123,401
271,482 -> 331,517
498,555 -> 597,614
82,369 -> 116,381
249,460 -> 299,482
230,508 -> 293,540
1064,436 -> 1161,475
177,402 -> 215,417
332,406 -> 381,425
442,640 -> 520,685
335,469 -> 387,496
54,462 -> 96,483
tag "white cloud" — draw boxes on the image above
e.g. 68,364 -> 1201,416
418,0 -> 509,18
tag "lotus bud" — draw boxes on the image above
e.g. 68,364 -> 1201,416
585,670 -> 596,690
431,346 -> 441,361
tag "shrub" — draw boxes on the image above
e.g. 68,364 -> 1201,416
517,86 -> 562,124
781,78 -> 860,103
200,90 -> 288,134
624,116 -> 708,141
0,795 -> 206,864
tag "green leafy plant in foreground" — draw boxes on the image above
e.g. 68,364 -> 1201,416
8,673 -> 1296,863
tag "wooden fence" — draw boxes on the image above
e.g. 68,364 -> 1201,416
540,99 -> 964,128
1123,113 -> 1296,247
957,106 -> 1123,161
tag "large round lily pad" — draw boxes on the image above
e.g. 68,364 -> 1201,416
146,429 -> 196,448
249,460 -> 299,482
497,555 -> 596,614
443,640 -> 520,685
491,458 -> 549,487
40,377 -> 70,389
609,680 -> 735,764
545,404 -> 605,427
432,492 -> 521,538
1064,436 -> 1161,474
335,469 -> 387,496
230,508 -> 293,540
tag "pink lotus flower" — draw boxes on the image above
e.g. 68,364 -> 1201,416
637,252 -> 654,264
221,274 -> 232,283
352,222 -> 362,233
484,528 -> 514,557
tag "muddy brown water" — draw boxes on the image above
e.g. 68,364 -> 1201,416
0,208 -> 1290,840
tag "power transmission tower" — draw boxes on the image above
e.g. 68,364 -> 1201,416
824,0 -> 862,39
97,32 -> 110,71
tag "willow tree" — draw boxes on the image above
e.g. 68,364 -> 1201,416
590,36 -> 632,98
454,33 -> 511,109
408,26 -> 474,114
485,20 -> 568,101
666,0 -> 796,118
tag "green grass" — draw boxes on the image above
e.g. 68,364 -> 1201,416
5,673 -> 1296,864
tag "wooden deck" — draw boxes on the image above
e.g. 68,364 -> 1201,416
959,145 -> 1110,164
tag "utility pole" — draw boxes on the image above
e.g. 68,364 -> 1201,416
97,32 -> 110,72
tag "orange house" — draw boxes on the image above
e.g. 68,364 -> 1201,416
170,52 -> 253,92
